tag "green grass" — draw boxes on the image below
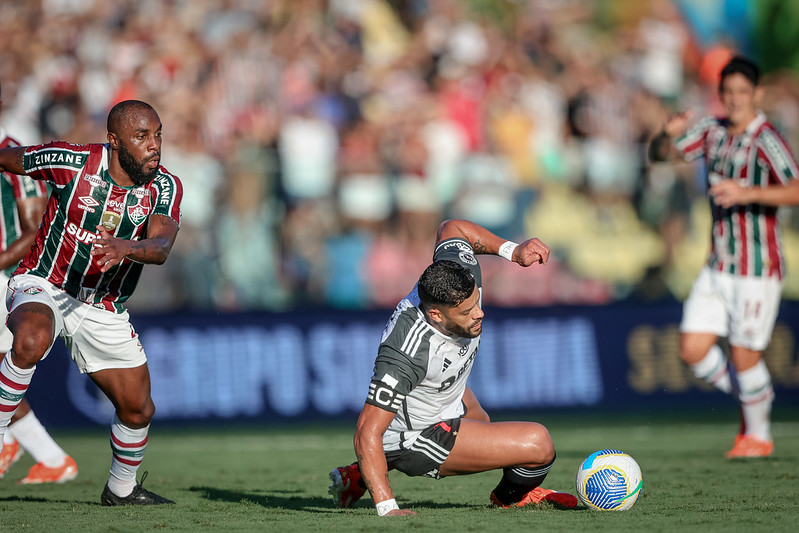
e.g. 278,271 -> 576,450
1,410 -> 798,532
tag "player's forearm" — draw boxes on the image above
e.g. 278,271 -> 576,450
0,233 -> 36,271
122,237 -> 174,264
748,180 -> 799,206
354,433 -> 394,504
0,147 -> 27,175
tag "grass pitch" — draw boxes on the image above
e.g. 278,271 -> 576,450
1,410 -> 797,532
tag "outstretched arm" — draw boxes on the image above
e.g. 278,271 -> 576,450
0,147 -> 27,175
90,214 -> 180,272
354,404 -> 417,517
435,219 -> 549,266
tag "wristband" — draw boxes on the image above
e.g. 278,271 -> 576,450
376,498 -> 399,516
498,241 -> 518,262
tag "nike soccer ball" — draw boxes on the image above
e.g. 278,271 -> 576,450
575,449 -> 642,511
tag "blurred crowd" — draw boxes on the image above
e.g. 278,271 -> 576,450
2,0 -> 799,312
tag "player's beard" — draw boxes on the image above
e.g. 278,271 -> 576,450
442,317 -> 482,339
118,142 -> 158,186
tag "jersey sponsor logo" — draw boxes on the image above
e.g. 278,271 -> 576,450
66,222 -> 98,245
106,199 -> 126,209
132,187 -> 146,199
127,204 -> 149,226
78,196 -> 100,213
31,150 -> 85,168
84,174 -> 104,187
437,350 -> 476,392
458,251 -> 477,265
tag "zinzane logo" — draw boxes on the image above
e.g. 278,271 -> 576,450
78,196 -> 100,213
66,222 -> 97,245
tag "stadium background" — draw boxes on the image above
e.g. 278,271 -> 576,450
2,0 -> 798,427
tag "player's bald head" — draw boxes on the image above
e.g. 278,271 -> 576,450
107,100 -> 158,135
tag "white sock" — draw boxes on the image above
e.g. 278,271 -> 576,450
2,431 -> 15,445
0,354 -> 35,450
690,345 -> 732,393
9,411 -> 68,467
107,414 -> 149,497
736,360 -> 773,442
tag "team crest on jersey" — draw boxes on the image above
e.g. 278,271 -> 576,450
127,204 -> 149,226
458,251 -> 477,265
101,210 -> 121,230
23,286 -> 44,295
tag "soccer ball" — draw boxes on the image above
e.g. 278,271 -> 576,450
575,449 -> 642,511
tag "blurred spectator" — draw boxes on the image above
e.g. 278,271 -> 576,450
2,0 -> 798,310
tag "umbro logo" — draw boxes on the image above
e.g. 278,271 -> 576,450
78,196 -> 100,213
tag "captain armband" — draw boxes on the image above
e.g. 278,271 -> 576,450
366,378 -> 405,412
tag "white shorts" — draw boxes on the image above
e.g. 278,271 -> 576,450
680,267 -> 782,351
6,274 -> 147,373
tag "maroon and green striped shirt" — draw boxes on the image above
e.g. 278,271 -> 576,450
15,141 -> 182,313
0,128 -> 48,277
676,112 -> 798,279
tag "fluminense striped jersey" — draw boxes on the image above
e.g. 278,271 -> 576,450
676,112 -> 798,279
0,127 -> 48,277
15,141 -> 182,313
366,238 -> 483,452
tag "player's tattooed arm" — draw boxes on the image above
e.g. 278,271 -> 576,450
0,146 -> 27,175
469,238 -> 488,254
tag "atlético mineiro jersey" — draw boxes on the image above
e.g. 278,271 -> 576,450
15,141 -> 182,313
676,112 -> 798,279
0,127 -> 48,277
366,238 -> 483,452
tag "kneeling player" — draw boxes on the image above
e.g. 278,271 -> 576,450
328,219 -> 576,516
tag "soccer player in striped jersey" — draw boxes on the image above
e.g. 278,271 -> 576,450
329,219 -> 578,516
650,56 -> 799,458
0,83 -> 78,483
0,100 -> 182,504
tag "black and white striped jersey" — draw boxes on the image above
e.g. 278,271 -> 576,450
365,238 -> 482,451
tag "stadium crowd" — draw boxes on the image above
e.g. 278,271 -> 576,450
2,0 -> 798,311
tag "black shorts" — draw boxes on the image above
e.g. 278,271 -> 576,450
385,417 -> 462,479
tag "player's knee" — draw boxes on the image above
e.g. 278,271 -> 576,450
527,423 -> 555,464
117,398 -> 155,428
9,328 -> 52,368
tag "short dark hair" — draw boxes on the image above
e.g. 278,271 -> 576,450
417,260 -> 475,310
719,56 -> 760,89
107,100 -> 156,133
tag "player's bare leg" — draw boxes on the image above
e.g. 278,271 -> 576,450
90,364 -> 173,504
440,419 -> 576,508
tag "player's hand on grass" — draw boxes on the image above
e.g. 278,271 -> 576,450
384,509 -> 417,517
515,238 -> 550,266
